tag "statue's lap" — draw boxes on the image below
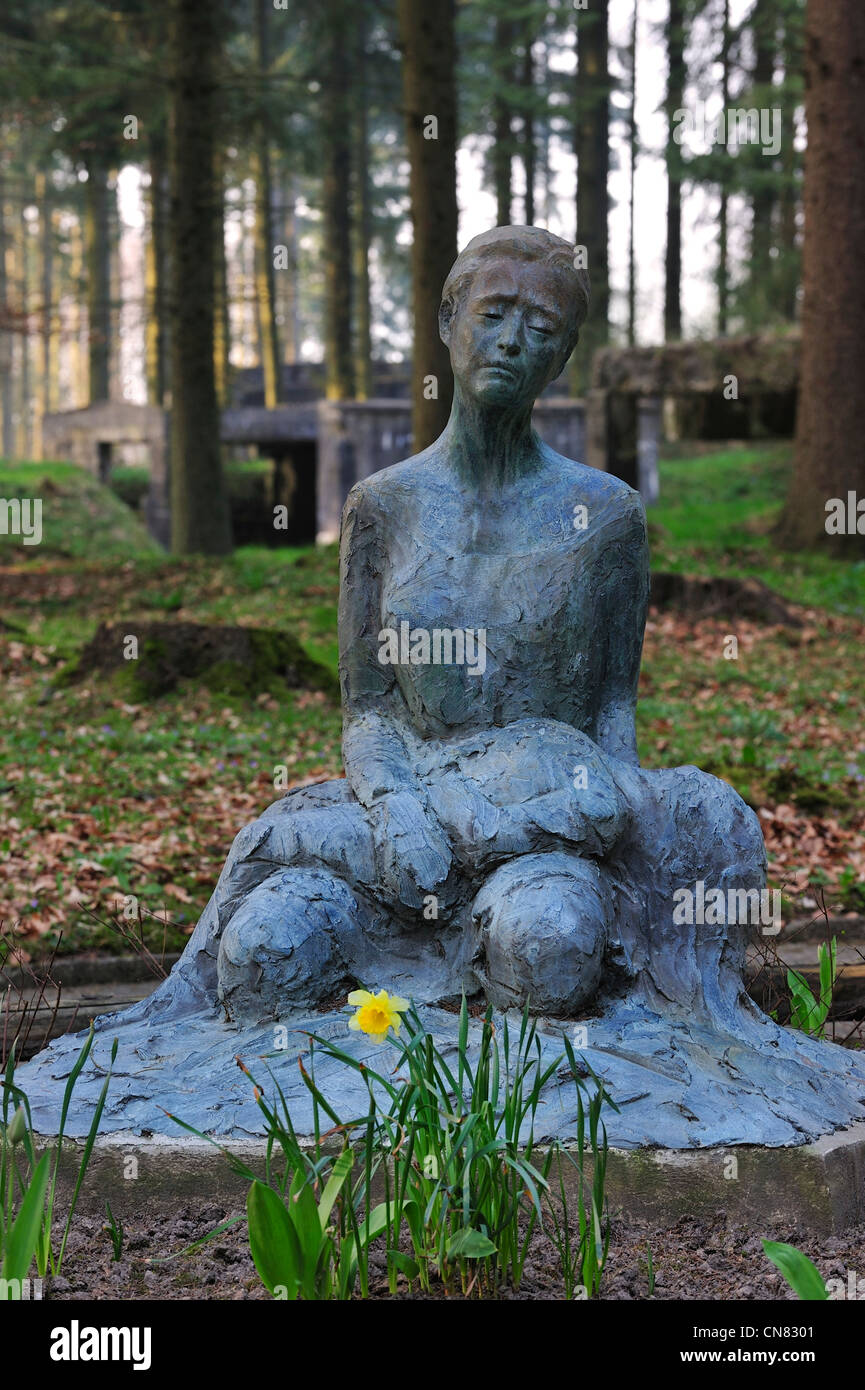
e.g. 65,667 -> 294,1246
212,725 -> 765,1022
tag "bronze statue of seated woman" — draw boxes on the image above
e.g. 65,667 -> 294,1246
20,227 -> 865,1149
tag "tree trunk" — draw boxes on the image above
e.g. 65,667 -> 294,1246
239,193 -> 258,367
492,16 -> 515,225
17,205 -> 32,459
397,0 -> 458,448
280,166 -> 300,366
575,0 -> 610,339
749,0 -> 778,320
253,0 -> 283,408
353,10 -> 373,401
779,8 -> 803,321
167,0 -> 232,554
322,0 -> 354,401
0,177 -> 14,457
627,0 -> 638,346
83,156 -> 111,401
213,147 -> 231,408
717,0 -> 730,335
572,0 -> 610,393
521,35 -> 536,226
146,140 -> 169,405
777,0 -> 865,554
664,0 -> 684,340
539,38 -> 552,223
70,209 -> 89,408
34,172 -> 56,459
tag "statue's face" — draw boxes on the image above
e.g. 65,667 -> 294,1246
444,257 -> 573,408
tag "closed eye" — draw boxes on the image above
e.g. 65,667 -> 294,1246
529,323 -> 554,335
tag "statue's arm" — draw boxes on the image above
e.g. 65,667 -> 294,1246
338,483 -> 452,902
337,483 -> 428,807
591,492 -> 650,767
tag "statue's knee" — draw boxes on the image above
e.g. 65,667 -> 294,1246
217,868 -> 360,1019
472,852 -> 607,1016
228,813 -> 277,868
685,767 -> 767,875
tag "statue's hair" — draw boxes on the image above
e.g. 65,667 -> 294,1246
439,225 -> 591,358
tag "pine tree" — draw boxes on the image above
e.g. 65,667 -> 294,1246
396,0 -> 458,448
664,0 -> 685,339
252,0 -> 283,408
0,170 -> 15,457
167,0 -> 232,554
777,0 -> 865,553
575,0 -> 610,352
352,4 -> 373,400
626,0 -> 638,346
322,0 -> 354,400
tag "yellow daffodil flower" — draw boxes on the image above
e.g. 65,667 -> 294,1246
347,988 -> 410,1044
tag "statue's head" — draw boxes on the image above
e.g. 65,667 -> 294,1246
438,226 -> 590,409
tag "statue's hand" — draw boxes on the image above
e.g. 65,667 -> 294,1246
422,718 -> 628,862
373,789 -> 453,911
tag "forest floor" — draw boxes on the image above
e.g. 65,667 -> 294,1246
2,441 -> 863,963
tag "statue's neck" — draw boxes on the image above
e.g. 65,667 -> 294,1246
440,386 -> 543,487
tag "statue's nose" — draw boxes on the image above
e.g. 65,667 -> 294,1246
497,324 -> 521,355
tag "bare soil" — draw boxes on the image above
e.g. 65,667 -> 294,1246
41,1205 -> 865,1302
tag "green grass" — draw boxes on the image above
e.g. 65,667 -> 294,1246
649,444 -> 865,618
637,445 -> 864,859
0,463 -> 342,954
0,459 -> 160,562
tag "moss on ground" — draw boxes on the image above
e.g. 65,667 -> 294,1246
57,620 -> 339,701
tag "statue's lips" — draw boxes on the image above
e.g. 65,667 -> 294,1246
480,363 -> 518,377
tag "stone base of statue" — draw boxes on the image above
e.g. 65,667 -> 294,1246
17,991 -> 865,1150
16,756 -> 865,1150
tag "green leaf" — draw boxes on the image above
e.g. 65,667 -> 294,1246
787,968 -> 819,1033
762,1240 -> 828,1300
446,1226 -> 497,1259
288,1169 -> 322,1250
287,1170 -> 326,1297
338,1196 -> 402,1297
360,1200 -> 397,1247
56,1036 -> 119,1273
1,1153 -> 50,1285
246,1180 -> 301,1299
818,939 -> 837,1021
318,1148 -> 353,1232
388,1249 -> 421,1283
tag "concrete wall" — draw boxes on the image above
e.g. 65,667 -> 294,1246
42,397 -> 591,549
586,391 -> 661,502
315,398 -> 588,543
42,401 -> 171,543
587,333 -> 800,495
316,400 -> 414,543
42,402 -> 167,475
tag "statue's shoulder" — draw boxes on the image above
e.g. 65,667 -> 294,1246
544,446 -> 645,514
343,445 -> 442,520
